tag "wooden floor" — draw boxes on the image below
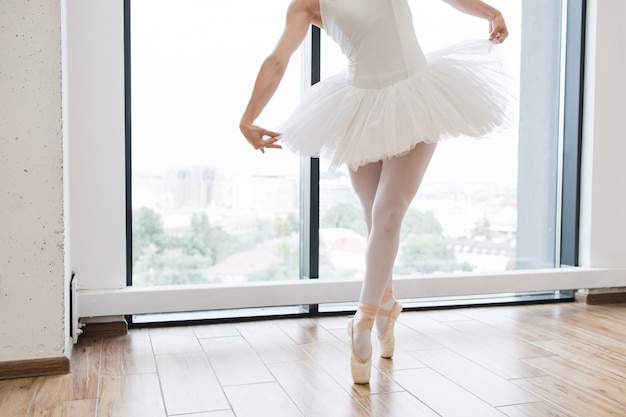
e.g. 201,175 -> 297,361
3,301 -> 626,417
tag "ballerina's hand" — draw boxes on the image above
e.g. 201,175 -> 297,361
489,13 -> 508,44
240,123 -> 283,153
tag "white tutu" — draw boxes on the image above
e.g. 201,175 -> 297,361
277,40 -> 514,171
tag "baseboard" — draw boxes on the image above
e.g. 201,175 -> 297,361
0,357 -> 70,380
80,318 -> 128,338
576,288 -> 626,305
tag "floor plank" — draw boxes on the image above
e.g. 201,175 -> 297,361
460,307 -> 557,342
315,316 -> 348,332
532,337 -> 626,380
428,332 -> 548,380
523,355 -> 626,408
224,382 -> 304,417
512,375 -> 626,417
33,337 -> 101,405
398,313 -> 459,335
388,322 -> 443,352
194,323 -> 240,339
393,368 -> 508,417
29,399 -> 97,417
556,305 -> 626,339
200,336 -> 275,386
268,359 -> 367,417
176,412 -> 235,417
442,319 -> 554,359
101,330 -> 156,376
411,348 -> 540,407
419,309 -> 472,323
498,402 -> 576,417
149,327 -> 203,355
236,321 -> 309,364
275,318 -> 336,345
357,391 -> 439,417
0,377 -> 39,417
374,348 -> 427,373
155,352 -> 230,415
98,373 -> 166,417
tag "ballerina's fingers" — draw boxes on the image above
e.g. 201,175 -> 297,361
257,136 -> 283,153
253,129 -> 282,153
489,16 -> 508,44
490,28 -> 507,43
242,124 -> 283,153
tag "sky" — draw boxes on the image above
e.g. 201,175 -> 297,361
130,0 -> 533,184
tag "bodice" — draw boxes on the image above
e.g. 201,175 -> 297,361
319,0 -> 428,88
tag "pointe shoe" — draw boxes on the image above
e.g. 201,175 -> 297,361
378,301 -> 402,359
347,318 -> 371,384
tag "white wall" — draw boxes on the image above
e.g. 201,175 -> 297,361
0,0 -> 67,361
579,0 -> 626,268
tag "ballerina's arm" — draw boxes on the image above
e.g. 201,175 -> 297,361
440,0 -> 508,43
240,0 -> 317,153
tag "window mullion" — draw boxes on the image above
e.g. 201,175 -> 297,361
305,26 -> 321,315
560,0 -> 586,267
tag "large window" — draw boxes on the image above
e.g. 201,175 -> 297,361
317,1 -> 564,282
130,0 -> 302,286
128,0 -> 581,319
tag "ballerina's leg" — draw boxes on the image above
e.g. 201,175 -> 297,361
349,142 -> 437,361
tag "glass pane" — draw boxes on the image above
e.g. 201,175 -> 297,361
131,0 -> 301,286
319,1 -> 561,280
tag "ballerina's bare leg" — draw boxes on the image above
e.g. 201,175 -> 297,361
349,142 -> 437,361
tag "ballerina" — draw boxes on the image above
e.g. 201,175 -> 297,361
240,0 -> 509,384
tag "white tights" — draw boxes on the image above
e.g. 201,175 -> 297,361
350,142 -> 436,360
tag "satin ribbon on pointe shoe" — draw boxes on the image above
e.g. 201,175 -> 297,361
377,288 -> 402,358
377,301 -> 402,358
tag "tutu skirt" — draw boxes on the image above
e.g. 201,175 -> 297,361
277,40 -> 514,171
